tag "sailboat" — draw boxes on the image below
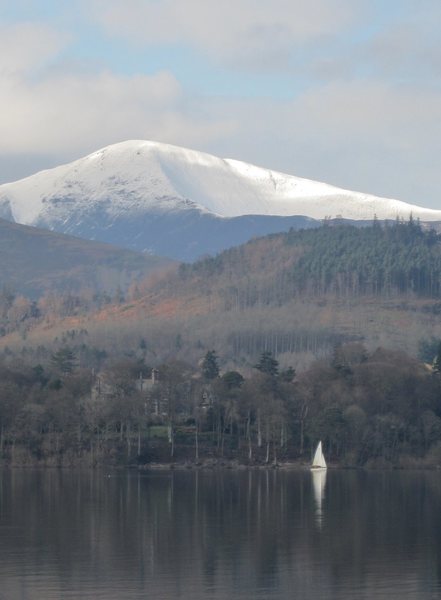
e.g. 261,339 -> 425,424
311,441 -> 327,470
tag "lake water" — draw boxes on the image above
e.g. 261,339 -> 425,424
0,468 -> 440,599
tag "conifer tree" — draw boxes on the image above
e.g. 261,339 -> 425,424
202,350 -> 220,379
255,351 -> 279,377
51,346 -> 77,374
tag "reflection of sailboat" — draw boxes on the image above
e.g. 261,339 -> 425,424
311,468 -> 327,526
310,441 -> 327,470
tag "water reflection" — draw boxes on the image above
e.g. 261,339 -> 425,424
0,469 -> 440,599
311,469 -> 327,527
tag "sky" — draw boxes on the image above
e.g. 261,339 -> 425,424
1,0 -> 441,208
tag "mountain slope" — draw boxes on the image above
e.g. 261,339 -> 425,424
1,140 -> 440,260
3,222 -> 441,367
0,218 -> 171,298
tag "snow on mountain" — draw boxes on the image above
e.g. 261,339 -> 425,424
0,140 -> 440,260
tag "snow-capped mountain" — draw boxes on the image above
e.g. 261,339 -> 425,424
1,140 -> 440,260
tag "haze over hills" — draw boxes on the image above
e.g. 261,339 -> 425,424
0,218 -> 171,298
1,140 -> 440,260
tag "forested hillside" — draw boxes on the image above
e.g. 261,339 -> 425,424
180,217 -> 441,301
2,220 -> 441,468
2,220 -> 441,369
289,218 -> 441,296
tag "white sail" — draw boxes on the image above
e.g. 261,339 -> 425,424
311,441 -> 327,469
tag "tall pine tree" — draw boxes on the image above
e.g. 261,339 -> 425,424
201,350 -> 220,379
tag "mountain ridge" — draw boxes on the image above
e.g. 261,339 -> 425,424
0,217 -> 171,299
1,140 -> 441,259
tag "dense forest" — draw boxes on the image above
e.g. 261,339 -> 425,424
180,217 -> 441,301
1,343 -> 441,469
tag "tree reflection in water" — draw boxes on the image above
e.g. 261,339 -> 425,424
0,469 -> 440,599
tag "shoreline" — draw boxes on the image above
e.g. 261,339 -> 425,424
1,457 -> 440,471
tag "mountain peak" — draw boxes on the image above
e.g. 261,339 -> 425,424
1,140 -> 441,260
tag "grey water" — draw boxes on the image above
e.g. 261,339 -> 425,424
0,468 -> 440,599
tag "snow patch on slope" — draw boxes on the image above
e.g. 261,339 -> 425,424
1,139 -> 441,226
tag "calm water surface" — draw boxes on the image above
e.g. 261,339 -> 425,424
0,468 -> 440,599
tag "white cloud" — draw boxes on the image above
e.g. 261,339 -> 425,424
89,0 -> 363,69
355,4 -> 441,82
0,18 -> 235,159
0,22 -> 68,74
200,79 -> 441,206
0,66 -> 235,159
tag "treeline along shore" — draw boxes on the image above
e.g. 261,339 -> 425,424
1,344 -> 441,469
